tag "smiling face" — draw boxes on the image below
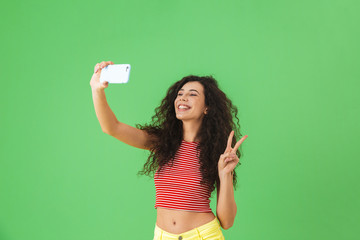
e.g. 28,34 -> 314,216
174,81 -> 208,122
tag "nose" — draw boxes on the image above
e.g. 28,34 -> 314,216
179,94 -> 188,102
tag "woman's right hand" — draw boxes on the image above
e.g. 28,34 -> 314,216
90,61 -> 114,91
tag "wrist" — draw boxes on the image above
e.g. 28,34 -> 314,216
92,87 -> 104,94
219,171 -> 233,181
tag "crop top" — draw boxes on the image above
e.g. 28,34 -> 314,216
154,140 -> 213,213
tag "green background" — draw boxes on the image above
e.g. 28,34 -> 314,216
1,0 -> 359,239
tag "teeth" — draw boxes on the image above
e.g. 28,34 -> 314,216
179,105 -> 190,109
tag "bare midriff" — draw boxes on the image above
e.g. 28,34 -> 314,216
156,207 -> 216,234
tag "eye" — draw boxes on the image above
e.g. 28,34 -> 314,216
177,93 -> 197,96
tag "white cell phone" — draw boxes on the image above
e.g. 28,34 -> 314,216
99,64 -> 131,84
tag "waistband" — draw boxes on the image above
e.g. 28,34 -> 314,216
154,216 -> 221,239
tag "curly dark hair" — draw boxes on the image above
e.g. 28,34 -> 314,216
135,75 -> 243,196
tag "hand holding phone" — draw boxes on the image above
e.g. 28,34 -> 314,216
90,61 -> 114,91
99,64 -> 131,84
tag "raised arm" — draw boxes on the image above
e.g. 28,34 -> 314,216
106,121 -> 155,150
90,61 -> 155,151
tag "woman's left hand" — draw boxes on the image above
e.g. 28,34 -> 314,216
218,131 -> 248,179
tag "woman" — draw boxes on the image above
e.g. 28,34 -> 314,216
90,61 -> 248,240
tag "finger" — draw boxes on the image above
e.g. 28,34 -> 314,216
99,61 -> 108,68
231,140 -> 241,154
96,61 -> 111,73
225,156 -> 237,163
231,135 -> 248,153
226,153 -> 237,161
225,130 -> 234,152
101,61 -> 113,69
220,152 -> 230,162
94,63 -> 100,72
221,152 -> 229,160
224,152 -> 236,162
229,157 -> 239,164
95,62 -> 103,73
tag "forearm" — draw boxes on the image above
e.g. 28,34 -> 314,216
216,173 -> 237,229
91,88 -> 118,133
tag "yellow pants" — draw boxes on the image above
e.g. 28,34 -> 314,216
153,216 -> 225,240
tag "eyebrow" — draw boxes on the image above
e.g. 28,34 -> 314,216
179,89 -> 200,94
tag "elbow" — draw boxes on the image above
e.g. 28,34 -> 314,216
218,216 -> 235,230
221,222 -> 234,230
218,208 -> 237,230
102,128 -> 112,135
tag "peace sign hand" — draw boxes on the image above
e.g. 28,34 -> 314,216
218,130 -> 248,179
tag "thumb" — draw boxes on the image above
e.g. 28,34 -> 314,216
102,81 -> 109,88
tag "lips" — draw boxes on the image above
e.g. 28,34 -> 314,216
177,104 -> 191,110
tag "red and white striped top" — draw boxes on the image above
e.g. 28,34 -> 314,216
154,140 -> 213,213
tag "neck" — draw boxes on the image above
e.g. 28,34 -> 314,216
182,119 -> 202,142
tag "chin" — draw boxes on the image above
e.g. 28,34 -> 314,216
175,115 -> 185,121
176,114 -> 202,122
175,114 -> 188,121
